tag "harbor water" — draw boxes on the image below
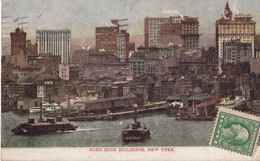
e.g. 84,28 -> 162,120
2,112 -> 213,147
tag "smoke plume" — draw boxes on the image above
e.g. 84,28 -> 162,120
161,9 -> 183,19
232,0 -> 240,14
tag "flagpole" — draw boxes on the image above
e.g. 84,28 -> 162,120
40,97 -> 43,121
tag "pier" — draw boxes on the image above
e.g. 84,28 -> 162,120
68,102 -> 168,121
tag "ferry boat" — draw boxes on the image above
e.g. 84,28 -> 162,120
12,101 -> 77,135
121,105 -> 151,142
11,116 -> 78,135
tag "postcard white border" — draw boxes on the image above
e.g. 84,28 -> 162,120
1,147 -> 260,161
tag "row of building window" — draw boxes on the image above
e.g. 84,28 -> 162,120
219,37 -> 253,41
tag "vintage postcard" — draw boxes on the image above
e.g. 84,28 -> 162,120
1,0 -> 260,160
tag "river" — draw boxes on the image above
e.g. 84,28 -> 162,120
2,112 -> 214,147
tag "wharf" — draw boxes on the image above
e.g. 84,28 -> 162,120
68,105 -> 167,121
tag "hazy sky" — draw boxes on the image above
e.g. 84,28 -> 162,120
2,0 -> 260,47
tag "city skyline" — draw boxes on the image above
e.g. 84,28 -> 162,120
2,0 -> 260,49
2,1 -> 260,160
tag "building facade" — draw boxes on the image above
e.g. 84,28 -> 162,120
144,17 -> 170,48
160,23 -> 182,48
129,52 -> 145,77
181,16 -> 200,48
96,20 -> 132,61
10,28 -> 27,56
255,34 -> 260,58
95,20 -> 119,54
36,29 -> 71,64
27,54 -> 61,74
144,16 -> 200,48
223,39 -> 251,64
216,2 -> 256,66
117,30 -> 130,61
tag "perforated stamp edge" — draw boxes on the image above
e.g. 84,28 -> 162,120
210,107 -> 260,157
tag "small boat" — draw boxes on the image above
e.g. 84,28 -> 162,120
175,111 -> 214,121
216,97 -> 247,111
174,98 -> 218,121
121,105 -> 151,142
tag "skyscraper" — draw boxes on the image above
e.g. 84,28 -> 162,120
144,17 -> 171,48
10,27 -> 27,56
95,20 -> 119,54
36,29 -> 71,64
117,30 -> 129,60
144,16 -> 200,48
216,2 -> 256,66
181,16 -> 200,48
95,19 -> 132,61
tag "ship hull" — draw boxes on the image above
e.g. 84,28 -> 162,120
121,130 -> 151,142
121,135 -> 151,142
175,116 -> 214,121
12,123 -> 77,135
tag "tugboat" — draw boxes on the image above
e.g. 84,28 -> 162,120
121,104 -> 151,142
12,102 -> 77,135
175,100 -> 216,121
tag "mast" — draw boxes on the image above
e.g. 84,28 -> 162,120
205,100 -> 208,116
39,97 -> 43,121
192,101 -> 195,112
67,92 -> 70,113
37,85 -> 46,122
133,104 -> 137,123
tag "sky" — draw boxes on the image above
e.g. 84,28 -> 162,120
2,0 -> 260,49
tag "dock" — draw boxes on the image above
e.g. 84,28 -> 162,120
68,103 -> 168,121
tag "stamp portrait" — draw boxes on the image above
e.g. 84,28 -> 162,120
211,107 -> 260,156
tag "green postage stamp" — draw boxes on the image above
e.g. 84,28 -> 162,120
210,107 -> 260,156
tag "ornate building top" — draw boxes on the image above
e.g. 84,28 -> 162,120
223,1 -> 233,20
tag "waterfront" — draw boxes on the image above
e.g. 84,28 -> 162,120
2,112 -> 213,147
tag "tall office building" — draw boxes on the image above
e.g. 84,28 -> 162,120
10,27 -> 27,56
36,29 -> 71,64
144,16 -> 200,48
181,16 -> 200,48
144,17 -> 170,48
216,2 -> 256,65
96,19 -> 133,61
6,28 -> 27,68
95,19 -> 119,54
117,30 -> 129,60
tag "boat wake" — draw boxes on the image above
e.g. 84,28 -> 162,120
75,127 -> 110,132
